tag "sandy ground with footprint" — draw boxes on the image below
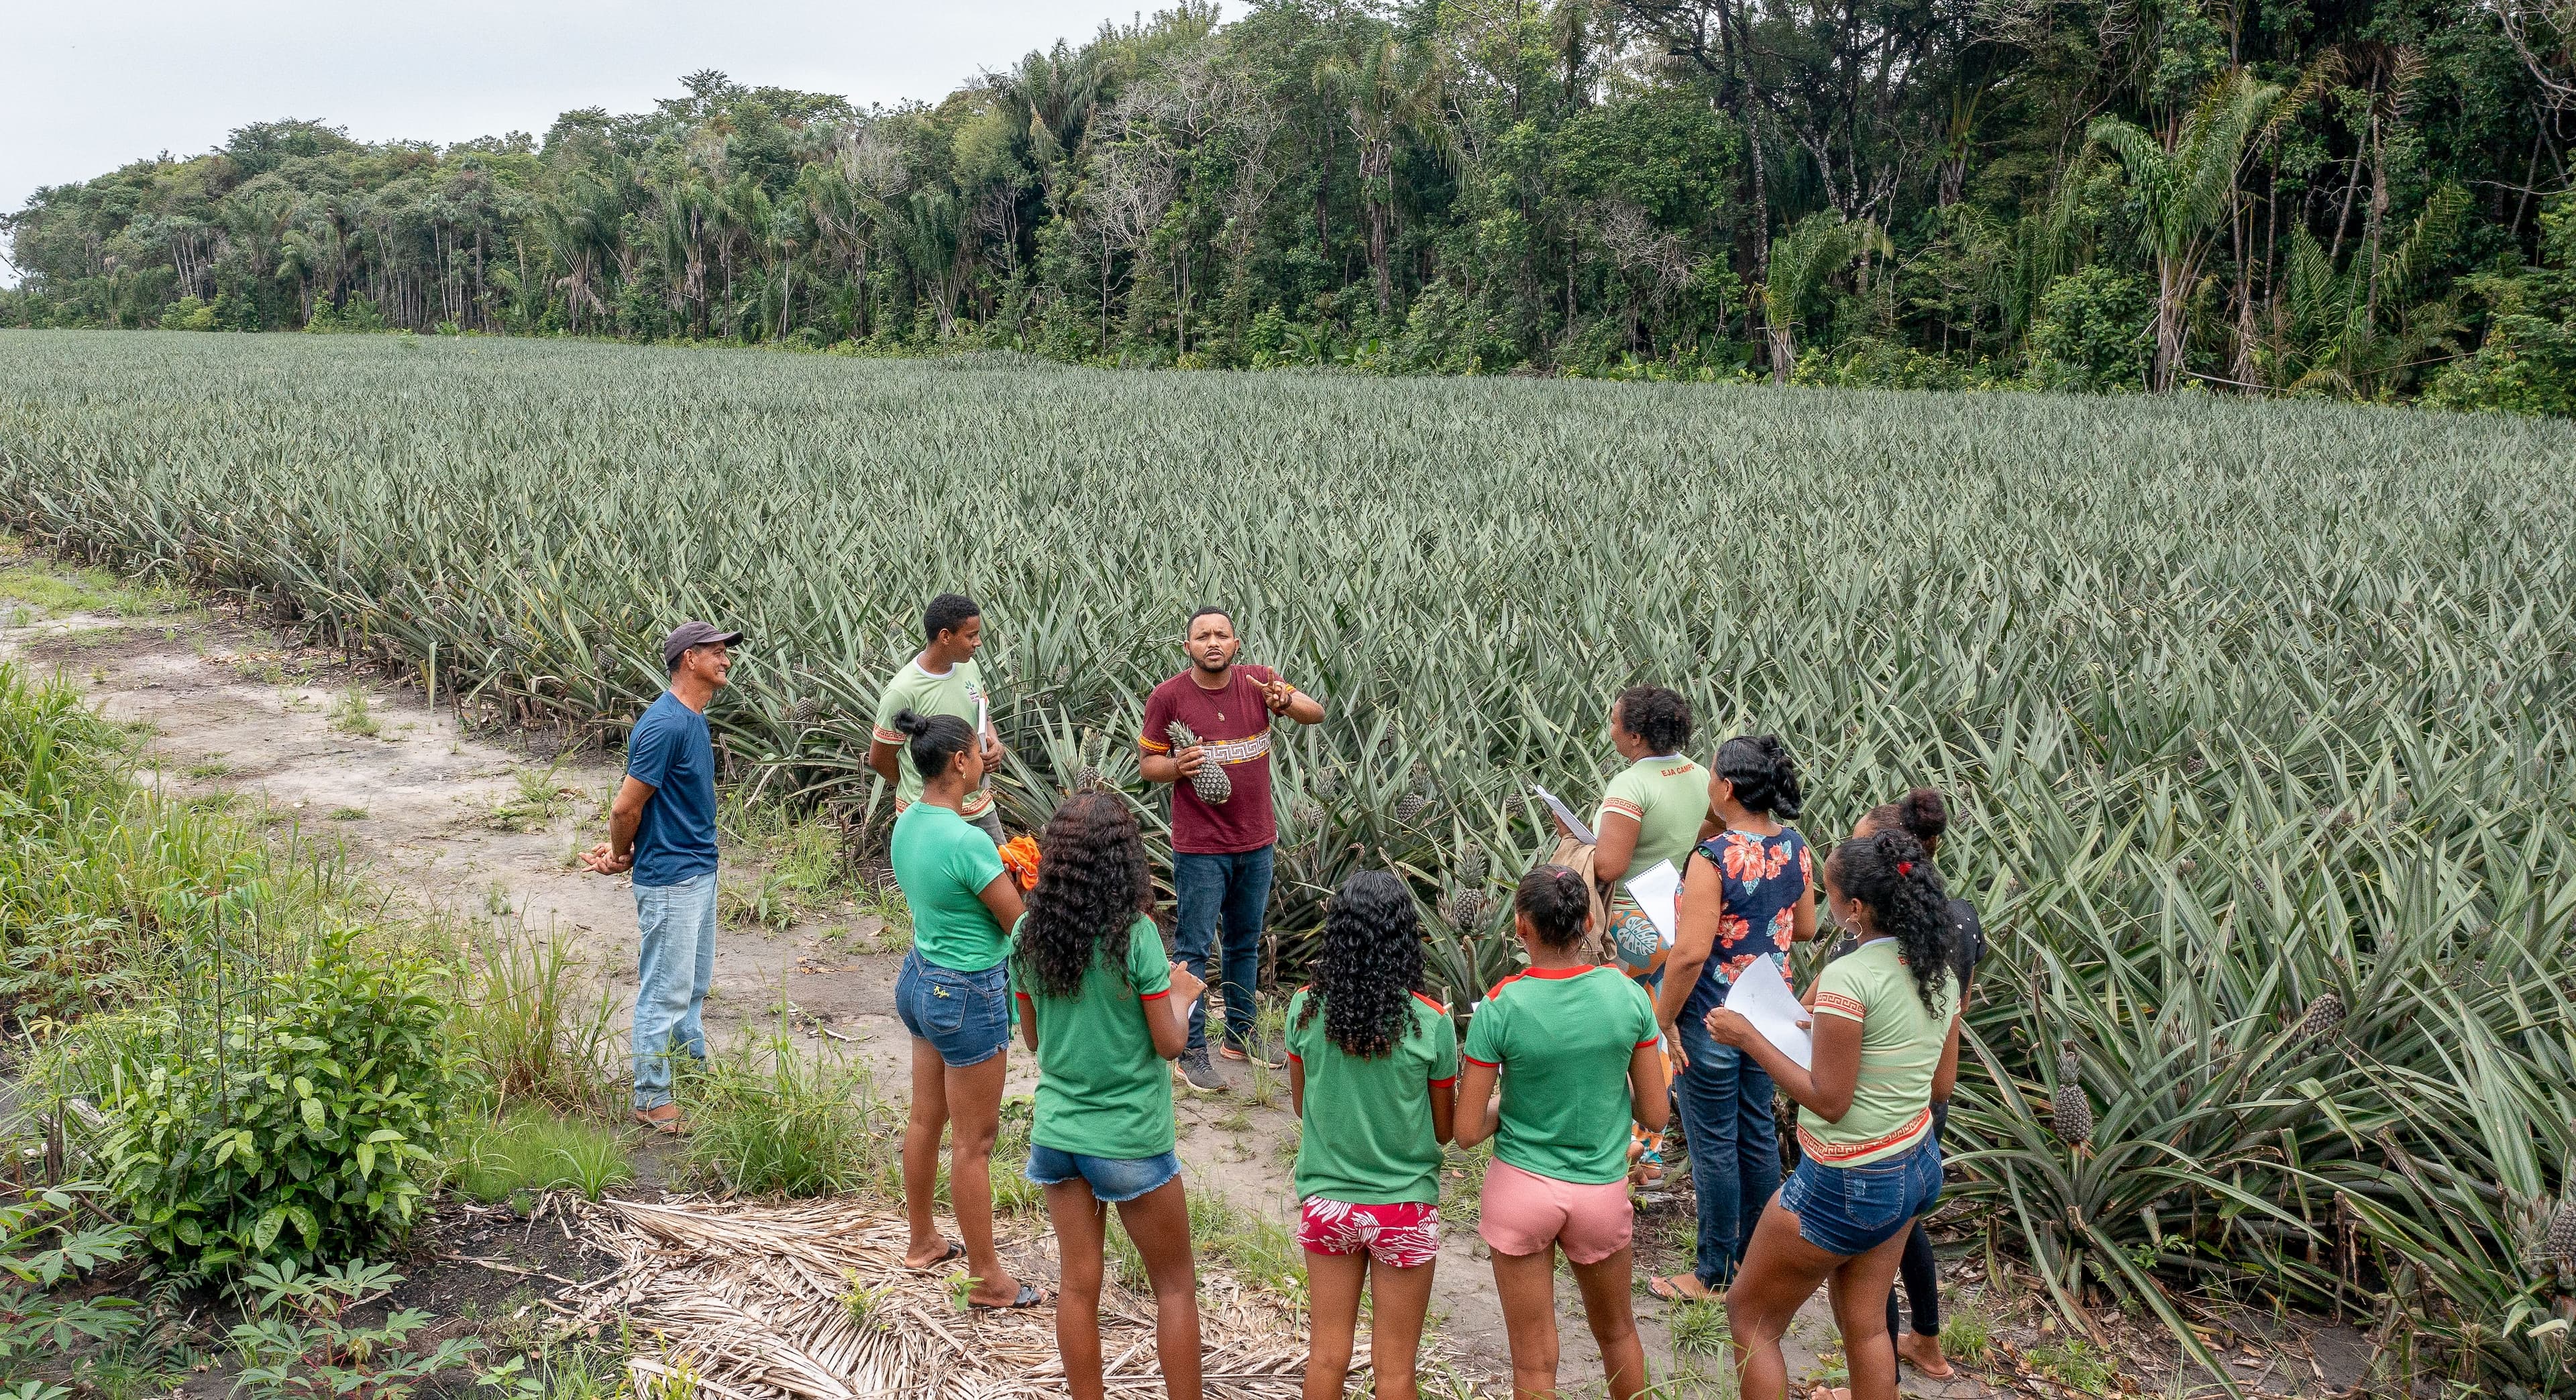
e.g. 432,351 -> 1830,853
0,544 -> 2021,1398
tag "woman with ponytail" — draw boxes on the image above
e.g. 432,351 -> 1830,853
1706,830 -> 1962,1400
887,708 -> 1034,1310
1837,790 -> 1982,1383
1649,735 -> 1816,1303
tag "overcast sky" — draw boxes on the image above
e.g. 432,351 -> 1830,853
2,1 -> 1160,282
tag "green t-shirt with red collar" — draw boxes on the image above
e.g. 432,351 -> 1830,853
1014,914 -> 1176,1160
1286,987 -> 1460,1205
1463,965 -> 1660,1185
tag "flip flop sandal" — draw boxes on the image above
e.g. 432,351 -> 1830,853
969,1283 -> 1047,1311
906,1240 -> 965,1272
1647,1275 -> 1716,1304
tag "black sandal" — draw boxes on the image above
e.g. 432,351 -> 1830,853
969,1283 -> 1047,1311
906,1239 -> 964,1272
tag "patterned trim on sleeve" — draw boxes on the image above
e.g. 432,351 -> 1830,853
872,724 -> 906,745
1813,991 -> 1867,1022
1599,797 -> 1646,822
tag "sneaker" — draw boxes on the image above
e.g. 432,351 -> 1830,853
1218,1037 -> 1287,1070
1177,1048 -> 1225,1094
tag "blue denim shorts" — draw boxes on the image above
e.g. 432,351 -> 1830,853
1780,1132 -> 1943,1257
894,948 -> 1011,1068
1025,1144 -> 1183,1203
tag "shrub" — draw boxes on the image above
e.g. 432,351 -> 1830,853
2028,265 -> 2152,391
95,926 -> 462,1275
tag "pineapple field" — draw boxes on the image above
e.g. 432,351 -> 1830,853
5,329 -> 2576,1391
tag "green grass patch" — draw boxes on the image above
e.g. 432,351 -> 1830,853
0,561 -> 182,618
449,1106 -> 635,1202
677,1028 -> 892,1196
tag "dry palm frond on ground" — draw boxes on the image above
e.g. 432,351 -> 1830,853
561,1197 -> 1328,1400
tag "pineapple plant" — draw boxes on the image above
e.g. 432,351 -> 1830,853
1072,726 -> 1110,793
2053,1040 -> 2094,1149
1457,841 -> 1489,890
1440,885 -> 1491,932
1167,720 -> 1231,804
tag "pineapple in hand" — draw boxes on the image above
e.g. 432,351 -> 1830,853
1168,720 -> 1232,804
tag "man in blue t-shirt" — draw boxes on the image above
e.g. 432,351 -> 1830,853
583,620 -> 742,1133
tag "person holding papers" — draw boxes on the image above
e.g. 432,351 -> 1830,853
1649,735 -> 1815,1303
1560,685 -> 1709,1185
1705,828 -> 1962,1400
1456,867 -> 1668,1400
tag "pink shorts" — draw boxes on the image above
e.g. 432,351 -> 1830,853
1477,1159 -> 1634,1264
1297,1197 -> 1440,1269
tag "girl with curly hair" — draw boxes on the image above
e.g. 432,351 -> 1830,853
1705,829 -> 1961,1400
1286,871 -> 1460,1400
1010,793 -> 1208,1400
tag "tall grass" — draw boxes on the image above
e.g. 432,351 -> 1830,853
676,1028 -> 891,1197
3,334 -> 2574,1387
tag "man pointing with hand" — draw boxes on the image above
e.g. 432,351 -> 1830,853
1140,606 -> 1325,1093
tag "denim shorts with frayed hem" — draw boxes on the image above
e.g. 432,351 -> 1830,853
894,947 -> 1011,1069
1025,1144 -> 1183,1203
1780,1131 -> 1943,1258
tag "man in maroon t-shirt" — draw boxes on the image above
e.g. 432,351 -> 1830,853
1140,606 -> 1326,1091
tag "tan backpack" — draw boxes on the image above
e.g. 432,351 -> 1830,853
1546,834 -> 1619,965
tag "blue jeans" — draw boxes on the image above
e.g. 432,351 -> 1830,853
1675,1013 -> 1781,1288
1172,845 -> 1274,1053
632,870 -> 718,1111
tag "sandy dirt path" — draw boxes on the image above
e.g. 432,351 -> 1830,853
0,543 -> 2001,1399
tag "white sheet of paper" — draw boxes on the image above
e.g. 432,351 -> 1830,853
1722,955 -> 1814,1071
975,693 -> 991,741
1532,785 -> 1597,845
1624,859 -> 1681,948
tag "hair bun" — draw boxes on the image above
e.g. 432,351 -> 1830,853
892,707 -> 931,737
1898,788 -> 1949,843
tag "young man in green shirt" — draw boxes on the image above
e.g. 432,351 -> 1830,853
871,593 -> 1008,844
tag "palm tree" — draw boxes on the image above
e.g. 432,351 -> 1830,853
539,173 -> 621,335
1755,211 -> 1881,382
2084,70 -> 2301,392
1315,36 -> 1453,317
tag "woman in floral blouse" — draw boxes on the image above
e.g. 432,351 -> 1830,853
1647,735 -> 1817,1303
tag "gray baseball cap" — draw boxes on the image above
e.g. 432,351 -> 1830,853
662,620 -> 746,672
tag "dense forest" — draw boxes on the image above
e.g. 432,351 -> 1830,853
5,0 -> 2572,411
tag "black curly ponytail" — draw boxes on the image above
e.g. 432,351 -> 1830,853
1299,870 -> 1425,1059
1864,788 -> 1949,856
1714,734 -> 1803,820
1826,829 -> 1956,1014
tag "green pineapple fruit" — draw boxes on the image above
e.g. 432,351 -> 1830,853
1458,841 -> 1489,890
2053,1040 -> 2094,1147
1167,720 -> 1231,804
2297,991 -> 2345,1041
2548,1195 -> 2576,1270
1392,762 -> 1432,823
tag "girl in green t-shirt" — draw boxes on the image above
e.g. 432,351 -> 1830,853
1286,871 -> 1460,1400
1010,794 -> 1208,1400
1456,867 -> 1669,1400
1702,829 -> 1962,1400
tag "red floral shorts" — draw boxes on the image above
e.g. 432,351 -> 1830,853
1296,1197 -> 1441,1269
